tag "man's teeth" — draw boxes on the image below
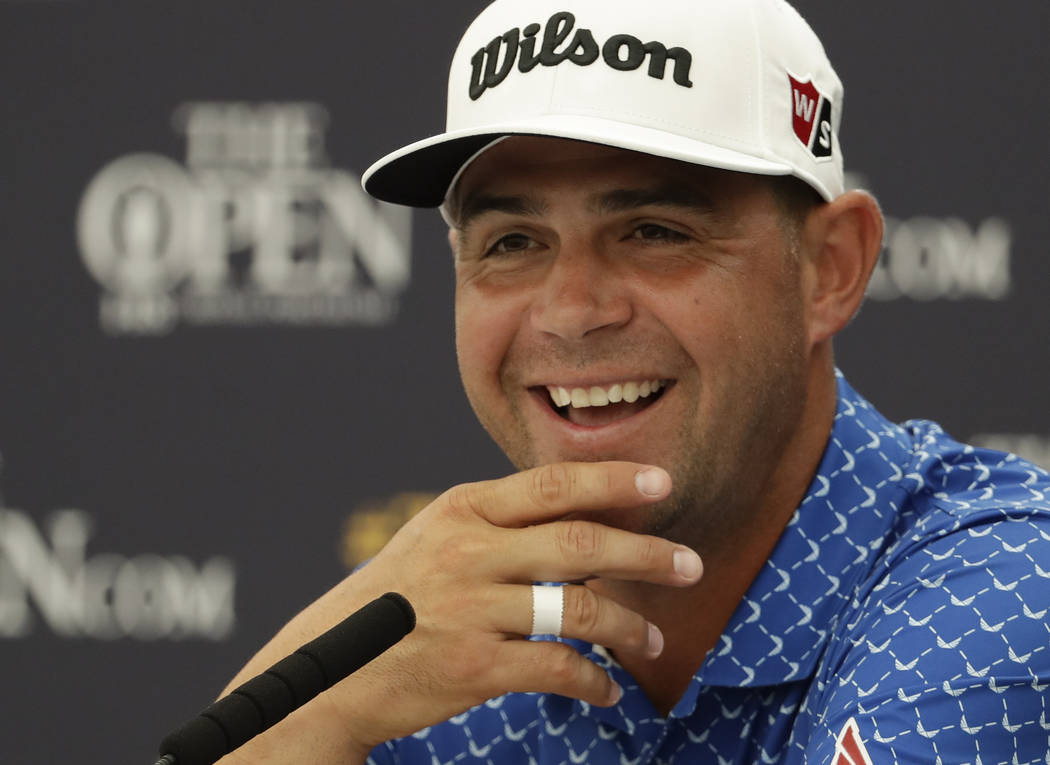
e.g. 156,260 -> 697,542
546,380 -> 665,409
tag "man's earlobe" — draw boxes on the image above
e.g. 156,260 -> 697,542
804,190 -> 883,344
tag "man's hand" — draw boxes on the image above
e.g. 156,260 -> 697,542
218,462 -> 703,764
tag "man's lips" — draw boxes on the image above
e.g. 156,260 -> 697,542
530,378 -> 674,428
545,379 -> 666,409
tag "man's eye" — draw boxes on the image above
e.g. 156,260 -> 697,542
487,233 -> 534,255
633,223 -> 688,242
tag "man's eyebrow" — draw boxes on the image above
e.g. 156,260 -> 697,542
455,194 -> 548,229
590,184 -> 716,215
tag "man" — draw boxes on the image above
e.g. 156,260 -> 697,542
219,0 -> 1050,762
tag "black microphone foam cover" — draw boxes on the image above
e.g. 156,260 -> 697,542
159,591 -> 415,765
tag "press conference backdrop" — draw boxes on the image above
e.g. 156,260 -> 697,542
1,2 -> 1046,762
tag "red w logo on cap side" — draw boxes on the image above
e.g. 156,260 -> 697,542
788,74 -> 834,160
789,75 -> 821,147
833,718 -> 874,765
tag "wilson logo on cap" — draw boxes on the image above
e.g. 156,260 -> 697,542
789,74 -> 834,160
469,11 -> 694,101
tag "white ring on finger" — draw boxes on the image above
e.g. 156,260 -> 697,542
531,584 -> 565,637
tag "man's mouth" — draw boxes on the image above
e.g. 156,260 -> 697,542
541,379 -> 671,427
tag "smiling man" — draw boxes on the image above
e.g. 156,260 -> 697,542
447,138 -> 824,553
217,1 -> 1050,763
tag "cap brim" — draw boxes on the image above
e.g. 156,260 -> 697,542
362,114 -> 796,209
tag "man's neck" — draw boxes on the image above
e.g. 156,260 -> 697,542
588,359 -> 839,716
586,513 -> 791,715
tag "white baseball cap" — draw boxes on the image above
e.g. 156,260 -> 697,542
363,0 -> 844,208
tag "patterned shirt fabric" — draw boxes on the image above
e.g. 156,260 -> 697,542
368,373 -> 1050,764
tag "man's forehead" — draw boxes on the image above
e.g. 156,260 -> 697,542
449,136 -> 745,222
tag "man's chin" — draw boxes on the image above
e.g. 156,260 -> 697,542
567,503 -> 678,540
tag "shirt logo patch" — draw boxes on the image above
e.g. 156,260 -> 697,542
788,74 -> 833,160
834,718 -> 874,765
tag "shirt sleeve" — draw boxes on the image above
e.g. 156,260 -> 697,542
802,509 -> 1050,764
366,740 -> 397,764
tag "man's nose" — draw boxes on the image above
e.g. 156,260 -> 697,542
529,244 -> 632,341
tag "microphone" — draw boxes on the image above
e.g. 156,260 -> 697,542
155,592 -> 415,765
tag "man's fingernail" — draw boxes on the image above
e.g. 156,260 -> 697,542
673,548 -> 703,581
647,623 -> 664,658
608,681 -> 623,705
635,467 -> 669,497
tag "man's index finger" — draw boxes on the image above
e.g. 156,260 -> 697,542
457,462 -> 671,528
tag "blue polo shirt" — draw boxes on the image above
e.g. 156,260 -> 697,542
368,373 -> 1050,763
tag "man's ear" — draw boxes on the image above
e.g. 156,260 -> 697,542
447,227 -> 460,258
802,190 -> 884,345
